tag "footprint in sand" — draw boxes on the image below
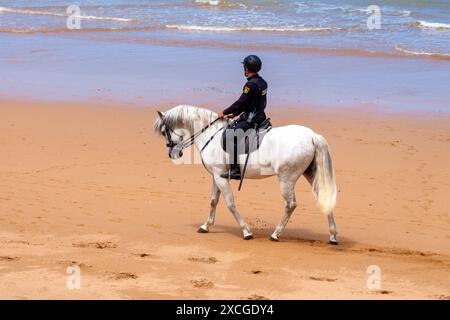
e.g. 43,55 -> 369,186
73,241 -> 117,249
247,294 -> 269,300
191,278 -> 214,289
135,253 -> 152,258
371,290 -> 392,295
250,270 -> 263,275
57,260 -> 92,268
309,276 -> 337,282
187,257 -> 218,264
112,272 -> 138,280
0,256 -> 20,262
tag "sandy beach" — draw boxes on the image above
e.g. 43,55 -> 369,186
0,100 -> 449,299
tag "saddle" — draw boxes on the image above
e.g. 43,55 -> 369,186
221,118 -> 272,154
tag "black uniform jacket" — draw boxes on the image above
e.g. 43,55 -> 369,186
223,74 -> 267,124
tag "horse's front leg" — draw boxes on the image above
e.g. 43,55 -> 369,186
214,174 -> 253,240
198,178 -> 221,233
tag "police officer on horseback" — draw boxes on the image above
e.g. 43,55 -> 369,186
218,55 -> 268,180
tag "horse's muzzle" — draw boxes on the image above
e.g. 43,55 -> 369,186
169,145 -> 183,159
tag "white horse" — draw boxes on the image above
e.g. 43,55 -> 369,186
154,105 -> 338,244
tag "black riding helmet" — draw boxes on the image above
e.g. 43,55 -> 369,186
242,55 -> 262,73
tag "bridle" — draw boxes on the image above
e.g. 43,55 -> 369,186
164,117 -> 224,158
164,126 -> 182,149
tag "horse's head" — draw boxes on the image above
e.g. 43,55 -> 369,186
154,110 -> 185,159
154,105 -> 221,160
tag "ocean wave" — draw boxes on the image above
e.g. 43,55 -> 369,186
410,20 -> 450,30
347,7 -> 411,17
165,24 -> 341,33
195,0 -> 220,5
6,24 -> 448,62
395,46 -> 450,60
194,0 -> 246,8
0,23 -> 344,35
0,6 -> 135,22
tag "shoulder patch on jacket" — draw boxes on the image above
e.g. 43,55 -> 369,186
243,86 -> 250,94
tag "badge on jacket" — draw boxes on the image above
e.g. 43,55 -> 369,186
243,86 -> 250,94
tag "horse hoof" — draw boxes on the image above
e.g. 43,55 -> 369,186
269,236 -> 279,242
329,240 -> 339,245
243,235 -> 254,240
197,227 -> 208,234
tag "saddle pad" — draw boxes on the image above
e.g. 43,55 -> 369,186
221,122 -> 272,154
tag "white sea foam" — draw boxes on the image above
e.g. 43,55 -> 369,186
0,6 -> 134,22
195,0 -> 220,5
348,7 -> 411,17
165,24 -> 340,32
396,46 -> 450,59
416,20 -> 450,30
194,0 -> 246,8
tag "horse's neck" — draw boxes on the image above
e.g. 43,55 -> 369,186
192,120 -> 226,152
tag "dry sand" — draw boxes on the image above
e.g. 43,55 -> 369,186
0,101 -> 449,299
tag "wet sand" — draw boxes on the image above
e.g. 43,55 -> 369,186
0,100 -> 449,299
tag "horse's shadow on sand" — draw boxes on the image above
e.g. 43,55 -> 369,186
189,223 -> 357,250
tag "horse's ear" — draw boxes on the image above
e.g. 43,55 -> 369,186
157,110 -> 165,119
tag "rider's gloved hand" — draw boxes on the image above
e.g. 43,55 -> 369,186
218,111 -> 234,119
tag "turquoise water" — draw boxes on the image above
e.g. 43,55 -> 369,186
0,1 -> 449,112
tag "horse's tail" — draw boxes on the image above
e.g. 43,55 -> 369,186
310,134 -> 337,215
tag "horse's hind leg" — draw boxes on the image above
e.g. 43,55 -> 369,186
327,212 -> 338,245
198,178 -> 220,233
304,170 -> 338,245
270,179 -> 297,242
214,174 -> 253,240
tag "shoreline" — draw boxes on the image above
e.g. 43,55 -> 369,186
3,30 -> 450,62
2,33 -> 450,114
2,96 -> 450,119
1,99 -> 449,299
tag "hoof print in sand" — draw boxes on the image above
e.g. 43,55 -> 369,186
371,290 -> 392,295
309,276 -> 337,282
250,270 -> 263,275
0,256 -> 20,262
112,272 -> 138,280
73,241 -> 117,249
191,278 -> 214,289
58,260 -> 92,268
187,257 -> 218,264
247,294 -> 269,300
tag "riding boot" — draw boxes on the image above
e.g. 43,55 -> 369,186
221,125 -> 242,180
220,164 -> 241,180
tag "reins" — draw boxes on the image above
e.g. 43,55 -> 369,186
199,114 -> 247,152
165,113 -> 247,155
165,117 -> 223,152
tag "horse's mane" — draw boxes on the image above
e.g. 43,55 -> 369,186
154,105 -> 218,135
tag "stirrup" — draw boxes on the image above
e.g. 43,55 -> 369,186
220,168 -> 241,180
220,170 -> 230,179
229,172 -> 241,180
